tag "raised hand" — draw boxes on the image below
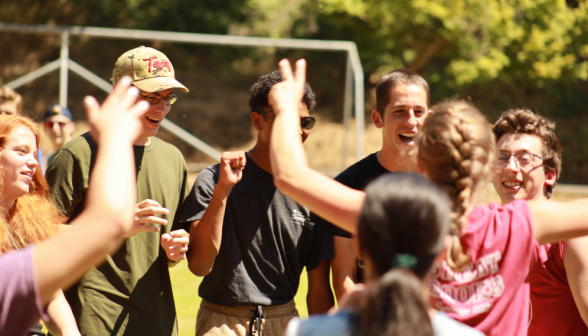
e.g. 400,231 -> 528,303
129,199 -> 170,237
217,151 -> 246,196
83,76 -> 149,144
161,229 -> 189,263
268,59 -> 307,116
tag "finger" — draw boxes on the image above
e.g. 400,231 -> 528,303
238,154 -> 246,169
83,96 -> 100,123
136,206 -> 169,216
169,229 -> 188,237
136,224 -> 160,233
172,237 -> 189,245
161,233 -> 172,243
128,100 -> 150,118
120,85 -> 140,110
278,59 -> 294,82
169,253 -> 186,260
109,76 -> 133,103
169,245 -> 188,253
294,59 -> 307,84
136,216 -> 168,226
137,199 -> 161,208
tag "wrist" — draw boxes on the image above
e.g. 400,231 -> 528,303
214,183 -> 234,198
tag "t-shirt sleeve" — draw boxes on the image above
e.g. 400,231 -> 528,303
305,213 -> 335,271
0,248 -> 47,336
45,148 -> 85,218
171,160 -> 191,232
179,166 -> 218,232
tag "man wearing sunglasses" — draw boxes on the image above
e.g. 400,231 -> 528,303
43,104 -> 75,167
180,70 -> 334,336
46,46 -> 190,336
492,108 -> 588,336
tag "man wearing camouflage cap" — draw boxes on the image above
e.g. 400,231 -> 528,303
46,46 -> 190,336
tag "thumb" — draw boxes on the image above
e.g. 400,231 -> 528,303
83,96 -> 100,123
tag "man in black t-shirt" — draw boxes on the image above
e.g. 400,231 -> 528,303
181,71 -> 334,336
328,69 -> 431,300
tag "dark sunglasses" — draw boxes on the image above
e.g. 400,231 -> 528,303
45,121 -> 69,128
300,116 -> 316,130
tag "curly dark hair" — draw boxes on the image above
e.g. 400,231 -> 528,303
248,70 -> 316,114
493,108 -> 561,198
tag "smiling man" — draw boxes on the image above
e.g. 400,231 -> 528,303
45,46 -> 191,336
325,69 -> 430,301
492,108 -> 588,336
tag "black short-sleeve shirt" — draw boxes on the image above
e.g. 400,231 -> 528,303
322,152 -> 389,282
180,153 -> 333,307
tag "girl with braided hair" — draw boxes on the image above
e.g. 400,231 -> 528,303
268,59 -> 588,336
285,173 -> 482,336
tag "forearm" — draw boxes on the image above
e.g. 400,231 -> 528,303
332,237 -> 357,300
270,107 -> 363,234
187,185 -> 230,276
33,137 -> 135,304
530,198 -> 588,245
307,260 -> 335,315
45,290 -> 80,336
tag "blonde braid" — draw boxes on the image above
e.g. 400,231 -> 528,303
418,101 -> 495,271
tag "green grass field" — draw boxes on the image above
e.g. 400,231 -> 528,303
170,262 -> 310,336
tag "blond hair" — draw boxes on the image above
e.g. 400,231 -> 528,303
418,101 -> 495,270
0,87 -> 22,115
0,116 -> 60,252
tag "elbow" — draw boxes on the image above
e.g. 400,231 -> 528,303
273,170 -> 300,195
187,258 -> 213,277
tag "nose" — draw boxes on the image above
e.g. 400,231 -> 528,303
406,109 -> 418,126
27,154 -> 38,169
504,155 -> 519,172
53,122 -> 62,136
153,97 -> 169,113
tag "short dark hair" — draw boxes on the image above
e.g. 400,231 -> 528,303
493,108 -> 561,198
248,70 -> 316,114
375,69 -> 429,115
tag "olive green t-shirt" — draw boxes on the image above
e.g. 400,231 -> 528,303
46,132 -> 189,336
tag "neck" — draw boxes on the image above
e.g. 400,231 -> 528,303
133,136 -> 151,146
248,139 -> 272,174
1,198 -> 15,217
377,147 -> 419,173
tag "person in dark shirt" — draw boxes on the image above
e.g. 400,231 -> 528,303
328,69 -> 431,300
181,71 -> 334,336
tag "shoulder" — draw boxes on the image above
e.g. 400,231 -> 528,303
56,132 -> 95,157
431,312 -> 485,336
335,153 -> 383,187
151,137 -> 185,159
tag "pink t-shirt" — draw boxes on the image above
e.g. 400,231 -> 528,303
0,247 -> 46,336
528,242 -> 588,335
430,200 -> 539,336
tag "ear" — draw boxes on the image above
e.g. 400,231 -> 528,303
545,168 -> 557,186
372,109 -> 383,128
251,112 -> 264,132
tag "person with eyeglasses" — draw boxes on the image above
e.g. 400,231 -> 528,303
45,46 -> 191,336
179,70 -> 334,336
43,104 -> 75,168
492,108 -> 588,336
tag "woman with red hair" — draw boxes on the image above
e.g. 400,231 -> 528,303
0,115 -> 79,336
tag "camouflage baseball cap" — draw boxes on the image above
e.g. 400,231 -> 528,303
111,46 -> 189,93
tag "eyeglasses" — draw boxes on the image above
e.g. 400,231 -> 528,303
300,116 -> 316,130
139,94 -> 177,105
256,111 -> 316,131
45,121 -> 69,128
494,152 -> 545,169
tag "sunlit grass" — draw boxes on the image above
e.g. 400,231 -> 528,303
170,262 -> 310,336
